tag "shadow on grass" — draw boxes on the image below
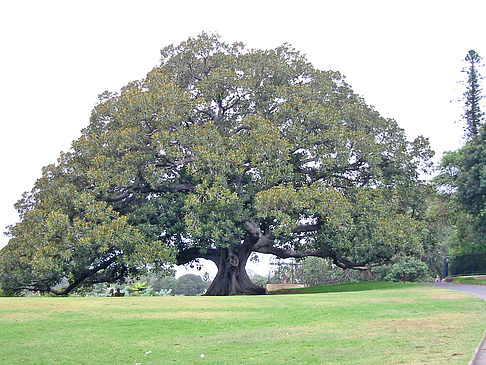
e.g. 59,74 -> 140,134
269,281 -> 416,295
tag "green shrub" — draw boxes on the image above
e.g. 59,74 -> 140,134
384,257 -> 432,282
126,281 -> 150,293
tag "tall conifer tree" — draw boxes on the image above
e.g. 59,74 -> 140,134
436,50 -> 486,254
462,50 -> 484,139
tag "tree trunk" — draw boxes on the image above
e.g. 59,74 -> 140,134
205,246 -> 268,295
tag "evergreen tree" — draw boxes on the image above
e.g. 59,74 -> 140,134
462,50 -> 484,139
457,50 -> 486,241
436,50 -> 486,253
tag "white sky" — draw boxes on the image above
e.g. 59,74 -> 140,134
1,1 -> 485,277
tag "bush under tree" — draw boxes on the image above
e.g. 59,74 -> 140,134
173,274 -> 210,296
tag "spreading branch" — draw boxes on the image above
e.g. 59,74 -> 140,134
254,244 -> 373,271
176,246 -> 218,265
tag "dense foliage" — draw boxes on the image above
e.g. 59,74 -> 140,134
383,256 -> 431,282
172,274 -> 211,296
0,34 -> 433,295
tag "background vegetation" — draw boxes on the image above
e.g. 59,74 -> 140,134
434,50 -> 486,263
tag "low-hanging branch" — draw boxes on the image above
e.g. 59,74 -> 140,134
254,244 -> 371,271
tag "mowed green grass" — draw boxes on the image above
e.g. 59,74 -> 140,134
453,277 -> 486,285
1,283 -> 485,364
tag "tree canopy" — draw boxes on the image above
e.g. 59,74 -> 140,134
0,34 -> 433,295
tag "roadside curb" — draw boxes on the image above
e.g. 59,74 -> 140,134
470,330 -> 486,365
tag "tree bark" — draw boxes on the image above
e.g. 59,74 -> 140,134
204,246 -> 267,296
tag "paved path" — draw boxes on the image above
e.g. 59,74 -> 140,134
423,282 -> 486,364
423,282 -> 486,300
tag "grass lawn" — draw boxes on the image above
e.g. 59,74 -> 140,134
453,276 -> 486,285
0,282 -> 485,364
269,280 -> 403,294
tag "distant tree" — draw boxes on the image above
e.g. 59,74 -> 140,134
155,276 -> 177,293
419,192 -> 453,272
302,256 -> 372,285
248,274 -> 267,287
302,257 -> 330,286
0,33 -> 433,296
173,274 -> 210,296
268,262 -> 303,284
136,272 -> 177,293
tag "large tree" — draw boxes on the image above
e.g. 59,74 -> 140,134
0,34 -> 433,295
435,49 -> 486,254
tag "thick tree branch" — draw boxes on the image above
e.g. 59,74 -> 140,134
104,191 -> 132,202
155,156 -> 196,168
148,183 -> 195,193
49,255 -> 120,295
244,221 -> 262,239
90,265 -> 127,284
252,222 -> 321,250
254,245 -> 331,260
176,246 -> 218,265
254,244 -> 373,271
233,125 -> 252,134
195,107 -> 220,123
105,182 -> 195,203
292,223 -> 321,234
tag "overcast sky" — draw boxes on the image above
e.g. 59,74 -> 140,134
1,1 -> 485,276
